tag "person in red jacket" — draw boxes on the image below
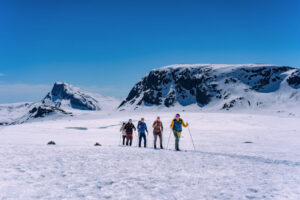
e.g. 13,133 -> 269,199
124,119 -> 136,146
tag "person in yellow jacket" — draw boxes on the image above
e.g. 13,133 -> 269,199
170,114 -> 188,151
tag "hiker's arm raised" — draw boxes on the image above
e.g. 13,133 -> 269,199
182,120 -> 188,127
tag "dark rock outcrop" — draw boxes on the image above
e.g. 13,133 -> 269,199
47,141 -> 56,145
287,70 -> 300,89
28,105 -> 73,118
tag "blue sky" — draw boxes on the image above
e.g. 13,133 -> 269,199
0,0 -> 300,103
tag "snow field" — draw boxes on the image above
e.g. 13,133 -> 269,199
0,111 -> 300,199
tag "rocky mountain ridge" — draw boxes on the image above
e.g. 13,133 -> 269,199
119,64 -> 300,110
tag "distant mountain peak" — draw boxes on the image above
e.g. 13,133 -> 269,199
0,82 -> 121,125
42,82 -> 101,111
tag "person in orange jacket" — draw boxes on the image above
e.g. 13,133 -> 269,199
170,114 -> 188,151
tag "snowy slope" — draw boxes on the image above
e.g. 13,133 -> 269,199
0,102 -> 34,125
0,102 -> 74,126
119,64 -> 300,112
0,111 -> 299,199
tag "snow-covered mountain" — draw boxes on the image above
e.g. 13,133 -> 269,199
119,64 -> 300,111
41,82 -> 120,111
0,82 -> 121,125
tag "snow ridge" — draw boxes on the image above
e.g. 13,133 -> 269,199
119,64 -> 300,111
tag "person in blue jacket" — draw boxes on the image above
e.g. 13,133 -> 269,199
137,117 -> 148,148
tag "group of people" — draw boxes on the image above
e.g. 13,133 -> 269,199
120,114 -> 188,151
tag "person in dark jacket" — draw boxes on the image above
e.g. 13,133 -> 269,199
124,119 -> 136,146
137,117 -> 148,148
153,116 -> 164,149
170,114 -> 188,151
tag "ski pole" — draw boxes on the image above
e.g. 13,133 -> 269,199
134,131 -> 137,147
135,131 -> 139,147
162,131 -> 165,148
119,132 -> 122,146
146,132 -> 148,148
167,129 -> 172,150
188,126 -> 196,151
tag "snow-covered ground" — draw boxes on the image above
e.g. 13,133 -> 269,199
0,111 -> 300,199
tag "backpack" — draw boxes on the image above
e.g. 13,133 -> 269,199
138,121 -> 147,133
125,123 -> 135,134
153,121 -> 162,133
173,119 -> 182,132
